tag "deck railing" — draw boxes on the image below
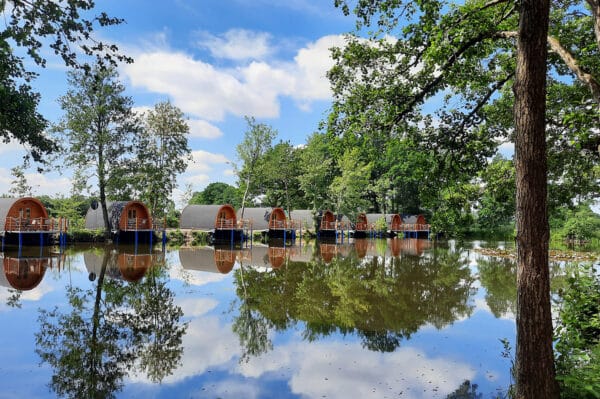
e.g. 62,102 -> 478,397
268,219 -> 302,230
320,220 -> 349,230
5,217 -> 68,233
394,223 -> 431,232
215,218 -> 251,230
124,218 -> 152,231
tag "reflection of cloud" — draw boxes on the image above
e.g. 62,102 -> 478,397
0,279 -> 54,308
177,297 -> 218,317
237,341 -> 476,399
129,315 -> 240,384
168,260 -> 228,286
211,380 -> 262,399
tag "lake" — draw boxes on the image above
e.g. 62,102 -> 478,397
0,238 -> 517,398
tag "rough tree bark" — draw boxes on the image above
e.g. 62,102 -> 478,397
513,0 -> 559,396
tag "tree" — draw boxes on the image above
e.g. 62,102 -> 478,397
8,165 -> 33,197
329,147 -> 372,220
329,0 -> 584,395
189,182 -> 241,207
54,64 -> 141,237
0,0 -> 131,164
235,116 -> 276,217
135,101 -> 192,218
477,155 -> 516,229
260,141 -> 303,214
297,133 -> 334,212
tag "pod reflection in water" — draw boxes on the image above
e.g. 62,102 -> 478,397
1,247 -> 64,290
84,245 -> 163,282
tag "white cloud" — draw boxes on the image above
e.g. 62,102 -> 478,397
291,34 -> 347,101
187,150 -> 229,173
0,168 -> 72,197
121,34 -> 348,121
195,29 -> 273,61
123,51 -> 281,120
187,119 -> 223,139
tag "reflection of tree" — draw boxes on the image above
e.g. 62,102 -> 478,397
232,244 -> 475,359
477,256 -> 517,318
232,301 -> 274,363
120,257 -> 187,383
35,247 -> 186,398
232,264 -> 275,362
6,289 -> 22,308
445,380 -> 483,399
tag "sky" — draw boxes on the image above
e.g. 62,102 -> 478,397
0,0 -> 358,206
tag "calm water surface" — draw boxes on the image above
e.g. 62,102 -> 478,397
0,239 -> 517,398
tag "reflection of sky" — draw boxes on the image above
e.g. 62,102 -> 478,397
0,245 -> 516,399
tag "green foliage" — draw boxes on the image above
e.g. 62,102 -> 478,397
297,133 -> 334,212
552,204 -> 600,242
476,155 -> 516,229
166,230 -> 186,246
190,182 -> 241,207
38,195 -> 91,230
54,64 -> 141,235
191,231 -> 210,246
554,264 -> 600,398
66,229 -> 105,243
0,0 -> 130,164
329,147 -> 372,220
8,165 -> 32,197
133,101 -> 192,218
259,141 -> 305,213
236,116 -> 277,215
374,216 -> 388,233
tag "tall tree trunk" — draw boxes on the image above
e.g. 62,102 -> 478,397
513,0 -> 558,397
240,175 -> 251,219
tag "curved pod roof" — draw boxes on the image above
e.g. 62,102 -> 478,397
0,197 -> 49,231
85,201 -> 152,231
180,204 -> 238,230
238,207 -> 289,230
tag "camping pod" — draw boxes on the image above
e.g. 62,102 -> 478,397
237,207 -> 294,239
318,210 -> 338,238
289,210 -> 316,232
85,200 -> 154,243
354,213 -> 369,235
401,214 -> 430,238
389,214 -> 403,232
179,204 -> 245,243
0,197 -> 60,246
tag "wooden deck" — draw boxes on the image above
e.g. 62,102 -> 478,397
4,217 -> 67,234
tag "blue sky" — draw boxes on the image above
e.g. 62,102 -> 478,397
1,1 -> 357,205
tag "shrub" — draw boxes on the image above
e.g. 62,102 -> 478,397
191,231 -> 210,246
554,263 -> 600,398
167,229 -> 186,246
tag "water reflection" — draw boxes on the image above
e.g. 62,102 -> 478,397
1,247 -> 63,291
0,239 -> 524,398
35,245 -> 187,398
1,247 -> 65,307
84,245 -> 162,282
232,239 -> 476,360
